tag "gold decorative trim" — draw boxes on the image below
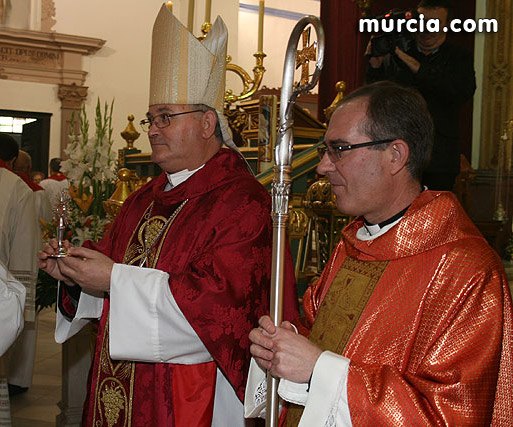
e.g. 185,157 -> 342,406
286,256 -> 387,427
225,52 -> 266,104
92,321 -> 135,427
479,0 -> 512,169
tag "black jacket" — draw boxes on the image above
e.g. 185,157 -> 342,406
366,42 -> 476,174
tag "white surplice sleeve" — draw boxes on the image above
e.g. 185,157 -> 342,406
0,261 -> 26,356
244,351 -> 353,426
109,263 -> 212,364
55,283 -> 103,343
244,358 -> 270,418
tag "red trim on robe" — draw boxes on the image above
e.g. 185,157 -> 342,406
48,172 -> 67,181
0,159 -> 12,170
16,171 -> 44,192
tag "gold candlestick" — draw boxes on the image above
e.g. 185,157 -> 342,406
188,0 -> 195,31
205,0 -> 211,23
257,0 -> 265,52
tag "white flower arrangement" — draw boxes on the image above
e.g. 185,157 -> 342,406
59,99 -> 117,245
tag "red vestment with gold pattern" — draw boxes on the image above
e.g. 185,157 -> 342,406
301,191 -> 513,426
60,149 -> 297,426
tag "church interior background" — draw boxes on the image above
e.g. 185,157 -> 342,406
0,0 -> 512,425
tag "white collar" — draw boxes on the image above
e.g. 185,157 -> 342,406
164,164 -> 204,190
356,216 -> 403,241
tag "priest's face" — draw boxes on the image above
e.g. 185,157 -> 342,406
317,99 -> 394,224
146,104 -> 220,173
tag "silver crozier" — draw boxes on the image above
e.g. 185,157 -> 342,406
266,15 -> 325,427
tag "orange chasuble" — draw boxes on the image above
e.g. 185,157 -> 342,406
299,191 -> 513,426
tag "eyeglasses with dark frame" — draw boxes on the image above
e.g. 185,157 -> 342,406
317,138 -> 396,162
139,109 -> 204,132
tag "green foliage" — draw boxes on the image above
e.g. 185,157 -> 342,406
36,269 -> 58,312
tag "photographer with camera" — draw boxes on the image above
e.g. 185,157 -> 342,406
366,0 -> 476,191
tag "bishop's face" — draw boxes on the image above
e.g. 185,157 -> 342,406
317,99 -> 394,224
146,104 -> 214,173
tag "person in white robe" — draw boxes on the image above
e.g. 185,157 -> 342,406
0,135 -> 39,424
0,260 -> 26,356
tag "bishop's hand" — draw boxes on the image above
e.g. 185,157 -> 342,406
38,238 -> 74,283
56,246 -> 114,294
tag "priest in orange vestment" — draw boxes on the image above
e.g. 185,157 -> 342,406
245,82 -> 513,426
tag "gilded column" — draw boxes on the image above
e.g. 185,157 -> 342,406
58,83 -> 88,158
480,0 -> 512,169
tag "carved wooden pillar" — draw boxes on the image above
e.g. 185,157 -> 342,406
480,0 -> 513,169
58,83 -> 88,158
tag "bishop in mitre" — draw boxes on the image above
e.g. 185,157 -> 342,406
38,3 -> 297,426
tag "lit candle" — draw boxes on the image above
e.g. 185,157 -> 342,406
165,1 -> 173,12
257,0 -> 265,52
205,0 -> 212,23
188,0 -> 195,31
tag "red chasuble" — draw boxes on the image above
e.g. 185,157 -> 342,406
301,191 -> 513,426
61,149 -> 298,426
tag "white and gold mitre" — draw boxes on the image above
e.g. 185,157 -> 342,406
149,4 -> 236,147
150,4 -> 227,109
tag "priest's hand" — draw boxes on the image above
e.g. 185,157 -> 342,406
249,315 -> 277,371
250,315 -> 323,384
56,246 -> 114,294
38,239 -> 74,283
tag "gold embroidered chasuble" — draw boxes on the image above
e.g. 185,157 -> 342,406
66,149 -> 297,426
91,201 -> 183,426
288,191 -> 513,426
286,257 -> 388,426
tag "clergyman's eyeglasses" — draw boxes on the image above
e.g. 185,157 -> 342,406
140,110 -> 203,132
317,138 -> 396,162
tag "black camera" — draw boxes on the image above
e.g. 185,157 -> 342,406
367,9 -> 419,57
